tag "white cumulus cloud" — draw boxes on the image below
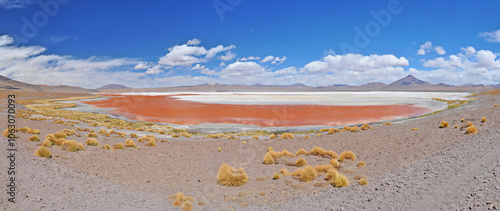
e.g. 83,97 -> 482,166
478,29 -> 500,43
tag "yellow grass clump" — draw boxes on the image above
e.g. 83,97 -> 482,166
218,147 -> 221,152
130,133 -> 138,138
179,132 -> 192,138
267,147 -> 274,152
482,117 -> 487,122
326,151 -> 338,159
280,150 -> 294,157
272,173 -> 280,180
77,143 -> 85,151
439,121 -> 449,128
466,121 -> 474,127
42,140 -> 52,148
319,128 -> 330,132
454,125 -> 458,128
60,140 -> 79,152
327,128 -> 342,134
330,158 -> 340,168
28,128 -> 41,134
466,126 -> 478,134
357,161 -> 366,167
263,151 -> 280,165
241,141 -> 246,144
281,133 -> 294,139
412,127 -> 418,130
295,157 -> 307,167
292,165 -> 317,182
315,164 -> 334,173
353,175 -> 367,180
124,139 -> 136,148
280,168 -> 290,176
114,143 -> 124,149
18,126 -> 30,133
54,138 -> 66,146
269,134 -> 276,139
85,138 -> 99,146
361,124 -> 373,130
350,126 -> 361,132
304,134 -> 310,139
341,126 -> 351,132
3,129 -> 11,137
309,146 -> 337,159
339,151 -> 356,162
171,192 -> 194,207
295,148 -> 308,156
87,132 -> 98,138
359,178 -> 368,185
460,118 -> 466,122
330,172 -> 349,188
54,132 -> 67,139
206,133 -> 226,139
145,139 -> 156,146
324,169 -> 338,181
99,128 -> 107,134
34,146 -> 52,158
383,122 -> 391,126
182,201 -> 193,211
103,144 -> 111,150
216,163 -> 248,187
495,104 -> 499,107
252,136 -> 259,140
29,135 -> 40,142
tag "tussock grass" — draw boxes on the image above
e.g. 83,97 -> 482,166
55,138 -> 66,146
241,141 -> 246,144
327,128 -> 342,134
252,136 -> 259,140
482,117 -> 487,122
460,118 -> 466,122
114,143 -> 124,149
267,147 -> 274,152
60,140 -> 79,152
324,169 -> 338,181
54,132 -> 67,139
217,163 -> 248,187
295,157 -> 307,167
272,173 -> 280,180
179,132 -> 192,138
330,171 -> 349,188
206,133 -> 227,139
42,140 -> 52,148
263,151 -> 280,165
319,128 -> 330,132
269,134 -> 276,139
350,126 -> 361,132
99,128 -> 108,134
124,139 -> 136,148
357,161 -> 366,167
383,122 -> 391,126
309,146 -> 337,159
85,138 -> 99,146
280,168 -> 290,176
292,165 -> 317,182
466,126 -> 477,134
330,158 -> 340,168
326,151 -> 338,159
304,134 -> 310,139
18,126 -> 30,132
315,164 -> 334,173
361,124 -> 373,130
87,132 -> 98,138
295,148 -> 308,156
466,121 -> 473,127
412,127 -> 418,130
77,143 -> 85,151
439,121 -> 449,128
454,125 -> 458,128
29,135 -> 40,142
28,128 -> 41,134
34,146 -> 52,158
145,139 -> 156,146
218,147 -> 221,152
358,179 -> 368,185
339,151 -> 356,162
130,133 -> 138,138
353,175 -> 366,180
103,144 -> 111,150
43,135 -> 56,144
341,126 -> 351,132
495,104 -> 499,107
3,129 -> 10,137
281,133 -> 294,139
171,192 -> 194,207
280,150 -> 294,157
182,201 -> 193,211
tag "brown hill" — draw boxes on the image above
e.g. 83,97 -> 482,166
0,75 -> 95,93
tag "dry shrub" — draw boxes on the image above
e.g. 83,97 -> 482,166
466,121 -> 473,127
454,125 -> 458,128
217,163 -> 248,187
272,173 -> 280,180
326,151 -> 338,159
124,139 -> 136,148
171,192 -> 194,207
280,150 -> 294,157
269,134 -> 276,139
315,164 -> 333,173
218,147 -> 221,152
353,175 -> 366,180
241,141 -> 246,144
460,118 -> 466,122
292,165 -> 317,182
103,144 -> 111,150
339,151 -> 356,162
309,146 -> 327,157
179,132 -> 192,138
3,129 -> 10,137
99,128 -> 107,134
324,169 -> 338,181
481,117 -> 487,122
114,143 -> 124,149
361,124 -> 373,130
356,161 -> 366,167
28,128 -> 41,134
383,122 -> 391,126
295,148 -> 308,156
182,201 -> 193,211
281,133 -> 294,139
77,143 -> 85,151
29,135 -> 40,142
280,168 -> 290,176
304,134 -> 310,139
327,128 -> 341,134
130,133 -> 138,138
18,126 -> 30,132
330,158 -> 340,168
252,136 -> 259,140
412,127 -> 418,130
263,151 -> 280,165
330,172 -> 349,188
87,132 -> 98,138
267,147 -> 274,152
60,140 -> 79,152
158,130 -> 166,135
495,104 -> 499,107
34,146 -> 52,158
145,139 -> 156,146
54,138 -> 66,146
466,126 -> 477,134
358,179 -> 368,185
341,126 -> 351,132
54,132 -> 67,139
295,157 -> 307,167
85,138 -> 99,146
439,121 -> 449,128
206,133 -> 226,139
350,126 -> 361,132
42,140 -> 52,148
319,128 -> 329,132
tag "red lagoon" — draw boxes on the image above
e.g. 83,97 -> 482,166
83,95 -> 432,127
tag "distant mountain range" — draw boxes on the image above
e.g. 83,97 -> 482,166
1,74 -> 498,93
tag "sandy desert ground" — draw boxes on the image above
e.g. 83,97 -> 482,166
0,90 -> 499,210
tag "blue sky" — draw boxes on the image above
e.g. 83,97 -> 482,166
0,0 -> 499,88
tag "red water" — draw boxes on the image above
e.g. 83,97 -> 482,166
83,95 -> 432,127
